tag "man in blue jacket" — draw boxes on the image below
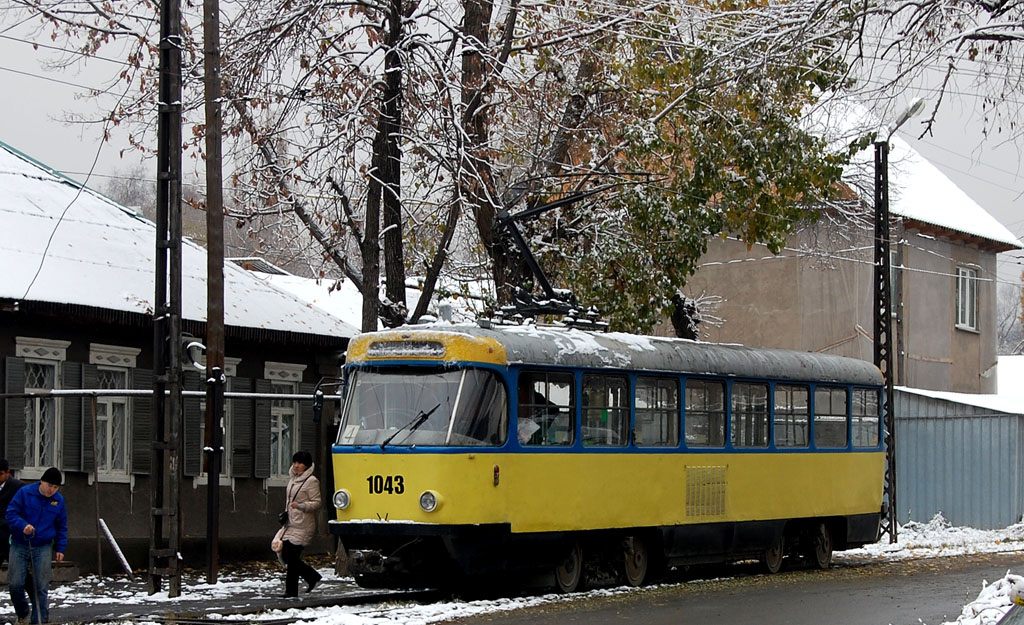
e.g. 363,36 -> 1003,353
6,467 -> 67,625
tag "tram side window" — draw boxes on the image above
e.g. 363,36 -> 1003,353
517,371 -> 574,446
774,384 -> 809,448
814,386 -> 848,448
852,388 -> 880,448
450,370 -> 509,446
685,379 -> 726,447
731,382 -> 769,448
636,376 -> 680,447
582,374 -> 629,446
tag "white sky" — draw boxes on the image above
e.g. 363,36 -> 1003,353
1,515 -> 1021,625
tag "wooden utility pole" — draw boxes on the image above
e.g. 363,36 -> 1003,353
203,0 -> 226,585
150,0 -> 185,597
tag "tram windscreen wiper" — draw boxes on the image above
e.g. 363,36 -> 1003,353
380,403 -> 442,450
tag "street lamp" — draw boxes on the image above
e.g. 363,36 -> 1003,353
874,97 -> 925,545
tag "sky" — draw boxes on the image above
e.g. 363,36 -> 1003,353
1,514 -> 1022,625
895,106 -> 1024,287
1,8 -> 1023,292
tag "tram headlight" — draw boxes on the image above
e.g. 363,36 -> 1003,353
333,489 -> 351,510
419,490 -> 440,512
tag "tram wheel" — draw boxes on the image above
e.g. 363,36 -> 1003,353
762,535 -> 784,574
807,522 -> 833,570
554,542 -> 585,593
622,536 -> 649,587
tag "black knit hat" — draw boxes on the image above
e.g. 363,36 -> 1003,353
40,467 -> 62,486
292,450 -> 313,467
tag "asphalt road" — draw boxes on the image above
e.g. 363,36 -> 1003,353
457,552 -> 1024,625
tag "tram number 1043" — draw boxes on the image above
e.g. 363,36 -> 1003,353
366,474 -> 405,495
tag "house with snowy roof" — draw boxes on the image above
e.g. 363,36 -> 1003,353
0,140 -> 359,571
682,133 -> 1022,394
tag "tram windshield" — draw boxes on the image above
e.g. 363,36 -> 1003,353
337,367 -> 509,447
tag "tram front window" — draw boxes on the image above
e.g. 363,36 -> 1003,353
337,368 -> 508,447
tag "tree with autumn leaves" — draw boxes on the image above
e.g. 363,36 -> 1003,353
9,0 -> 1024,332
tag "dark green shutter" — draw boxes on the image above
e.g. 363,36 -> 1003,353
299,382 -> 316,460
183,371 -> 203,477
4,358 -> 26,470
254,379 -> 272,479
229,377 -> 253,478
67,362 -> 89,472
131,368 -> 153,474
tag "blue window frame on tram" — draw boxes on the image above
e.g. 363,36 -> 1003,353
505,367 -> 883,454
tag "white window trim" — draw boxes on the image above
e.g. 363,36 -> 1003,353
89,344 -> 142,369
16,337 -> 70,362
268,378 -> 300,484
261,363 -> 305,485
955,265 -> 979,332
18,337 -> 69,476
191,355 -> 242,378
265,476 -> 290,488
87,473 -> 135,487
265,361 -> 306,382
193,475 -> 237,490
93,365 -> 132,482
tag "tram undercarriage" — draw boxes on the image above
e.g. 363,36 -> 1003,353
334,513 -> 881,591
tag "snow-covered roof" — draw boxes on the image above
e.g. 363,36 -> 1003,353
249,271 -> 367,330
245,264 -> 489,330
897,386 -> 1024,415
824,103 -> 1022,250
884,134 -> 1022,250
0,141 -> 359,339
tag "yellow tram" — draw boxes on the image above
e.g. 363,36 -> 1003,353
329,323 -> 885,590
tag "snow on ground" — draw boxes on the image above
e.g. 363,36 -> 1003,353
9,514 -> 1024,625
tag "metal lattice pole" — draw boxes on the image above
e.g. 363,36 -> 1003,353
150,0 -> 184,596
874,140 -> 898,543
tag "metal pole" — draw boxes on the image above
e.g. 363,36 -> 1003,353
874,140 -> 897,543
203,0 -> 225,584
92,396 -> 102,576
151,0 -> 184,597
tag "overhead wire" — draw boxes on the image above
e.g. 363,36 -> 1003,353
5,0 -> 1022,277
17,17 -> 152,302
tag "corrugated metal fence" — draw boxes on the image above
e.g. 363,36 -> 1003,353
895,389 -> 1024,530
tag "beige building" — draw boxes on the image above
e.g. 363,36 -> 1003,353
682,137 -> 1021,394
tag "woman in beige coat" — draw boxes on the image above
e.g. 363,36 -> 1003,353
272,450 -> 322,597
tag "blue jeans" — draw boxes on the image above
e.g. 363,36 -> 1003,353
8,541 -> 53,624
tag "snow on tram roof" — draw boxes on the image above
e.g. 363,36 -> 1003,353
366,323 -> 884,386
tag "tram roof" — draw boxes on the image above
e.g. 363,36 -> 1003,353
355,323 -> 883,386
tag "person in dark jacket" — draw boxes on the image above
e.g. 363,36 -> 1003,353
6,467 -> 67,625
0,459 -> 25,566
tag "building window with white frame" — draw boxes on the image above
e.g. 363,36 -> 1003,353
956,266 -> 978,331
17,338 -> 70,472
89,344 -> 141,479
270,381 -> 298,478
96,368 -> 129,474
24,361 -> 59,469
265,361 -> 305,480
